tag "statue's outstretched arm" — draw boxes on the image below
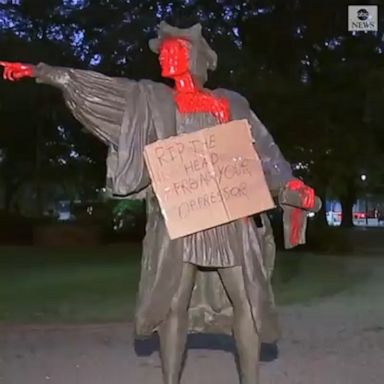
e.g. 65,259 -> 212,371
0,61 -> 157,198
0,61 -> 35,80
0,61 -> 130,146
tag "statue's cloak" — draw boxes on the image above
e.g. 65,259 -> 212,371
35,64 -> 294,342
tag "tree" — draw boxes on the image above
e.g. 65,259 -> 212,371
236,0 -> 384,227
0,1 -> 106,215
1,0 -> 383,228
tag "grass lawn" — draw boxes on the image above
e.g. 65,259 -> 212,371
0,245 -> 363,324
273,251 -> 364,305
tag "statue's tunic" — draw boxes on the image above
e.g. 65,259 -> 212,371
34,63 -> 293,341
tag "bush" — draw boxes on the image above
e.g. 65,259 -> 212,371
300,224 -> 353,254
70,200 -> 146,243
33,222 -> 103,246
0,211 -> 34,245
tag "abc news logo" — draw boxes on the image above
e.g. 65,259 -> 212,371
348,5 -> 378,31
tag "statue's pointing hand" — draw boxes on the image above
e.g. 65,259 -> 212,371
0,61 -> 34,81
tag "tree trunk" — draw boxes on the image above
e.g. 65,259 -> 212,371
3,180 -> 13,213
340,194 -> 355,228
308,183 -> 328,229
313,191 -> 328,228
2,173 -> 21,214
34,123 -> 44,217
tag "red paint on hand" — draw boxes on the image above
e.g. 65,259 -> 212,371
286,179 -> 316,247
287,179 -> 315,210
0,61 -> 34,81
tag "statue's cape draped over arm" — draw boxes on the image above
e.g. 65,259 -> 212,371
247,110 -> 321,248
220,89 -> 319,249
247,109 -> 322,248
215,89 -> 293,194
248,110 -> 293,195
34,63 -> 157,198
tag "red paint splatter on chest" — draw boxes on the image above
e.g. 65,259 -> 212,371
175,91 -> 231,124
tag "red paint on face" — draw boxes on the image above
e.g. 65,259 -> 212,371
159,38 -> 190,78
158,38 -> 231,124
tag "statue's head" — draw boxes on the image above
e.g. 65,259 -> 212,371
149,21 -> 217,85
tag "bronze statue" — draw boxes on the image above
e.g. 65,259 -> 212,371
1,22 -> 320,384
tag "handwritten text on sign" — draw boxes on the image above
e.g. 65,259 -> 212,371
144,119 -> 275,239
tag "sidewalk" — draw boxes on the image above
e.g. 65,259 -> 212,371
1,257 -> 383,384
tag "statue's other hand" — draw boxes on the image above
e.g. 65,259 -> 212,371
286,179 -> 315,210
0,61 -> 34,81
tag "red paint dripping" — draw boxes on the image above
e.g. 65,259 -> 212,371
290,207 -> 302,246
286,179 -> 315,246
159,38 -> 231,123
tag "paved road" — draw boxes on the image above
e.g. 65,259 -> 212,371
1,256 -> 383,384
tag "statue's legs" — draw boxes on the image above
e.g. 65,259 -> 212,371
218,266 -> 260,384
158,262 -> 197,384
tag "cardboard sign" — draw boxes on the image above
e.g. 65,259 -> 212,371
143,119 -> 275,239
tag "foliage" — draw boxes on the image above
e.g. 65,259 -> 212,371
303,225 -> 353,253
0,0 -> 383,227
236,1 -> 384,226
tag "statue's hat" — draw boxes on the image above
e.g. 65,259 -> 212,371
149,21 -> 217,71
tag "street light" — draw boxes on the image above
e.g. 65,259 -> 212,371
361,174 -> 368,225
